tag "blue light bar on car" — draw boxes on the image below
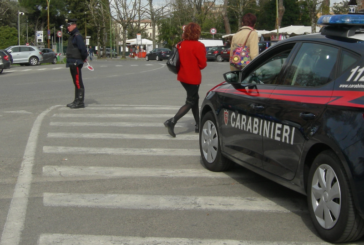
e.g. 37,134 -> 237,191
318,14 -> 364,25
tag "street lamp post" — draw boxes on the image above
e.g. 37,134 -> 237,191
46,0 -> 51,48
18,11 -> 24,45
60,25 -> 63,55
27,19 -> 29,43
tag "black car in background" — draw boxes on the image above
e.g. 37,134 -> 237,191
206,46 -> 227,62
0,50 -> 11,74
220,47 -> 230,61
41,48 -> 57,64
1,49 -> 13,64
199,14 -> 364,243
146,48 -> 171,61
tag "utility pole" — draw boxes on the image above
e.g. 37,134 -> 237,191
18,11 -> 24,45
46,0 -> 51,48
276,0 -> 279,40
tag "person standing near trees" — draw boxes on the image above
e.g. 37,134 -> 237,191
65,18 -> 88,109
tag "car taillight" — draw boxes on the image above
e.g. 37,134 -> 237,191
227,51 -> 230,54
213,51 -> 218,54
162,51 -> 166,54
4,55 -> 9,61
40,52 -> 43,55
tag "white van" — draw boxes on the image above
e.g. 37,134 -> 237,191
198,39 -> 224,48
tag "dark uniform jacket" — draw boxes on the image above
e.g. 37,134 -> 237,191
66,27 -> 88,67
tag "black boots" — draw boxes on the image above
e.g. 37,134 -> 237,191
66,88 -> 77,107
164,117 -> 176,137
68,88 -> 85,109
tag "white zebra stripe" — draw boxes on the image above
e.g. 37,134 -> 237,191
49,122 -> 187,127
43,146 -> 200,156
47,132 -> 198,140
52,114 -> 192,118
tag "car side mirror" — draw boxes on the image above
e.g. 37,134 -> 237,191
223,71 -> 242,84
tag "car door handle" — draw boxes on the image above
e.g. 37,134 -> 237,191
251,104 -> 265,110
300,113 -> 316,120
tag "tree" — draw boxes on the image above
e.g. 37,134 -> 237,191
332,1 -> 349,14
306,0 -> 324,33
0,25 -> 18,49
0,0 -> 19,28
111,0 -> 139,58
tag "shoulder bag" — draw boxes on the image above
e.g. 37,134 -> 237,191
166,42 -> 181,74
230,30 -> 253,70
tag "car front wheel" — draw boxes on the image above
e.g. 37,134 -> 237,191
307,150 -> 364,243
200,111 -> 232,172
29,57 -> 39,66
146,56 -> 149,61
156,55 -> 160,61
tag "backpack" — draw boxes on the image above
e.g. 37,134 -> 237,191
230,30 -> 253,70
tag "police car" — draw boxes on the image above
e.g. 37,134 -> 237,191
199,14 -> 364,243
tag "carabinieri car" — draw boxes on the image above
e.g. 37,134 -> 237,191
199,14 -> 364,243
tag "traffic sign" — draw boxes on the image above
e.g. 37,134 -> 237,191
210,28 -> 217,35
86,36 -> 91,39
57,31 -> 62,37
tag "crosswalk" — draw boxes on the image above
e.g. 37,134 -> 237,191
1,105 -> 334,245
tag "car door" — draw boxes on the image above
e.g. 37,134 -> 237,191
262,42 -> 339,180
41,49 -> 49,62
20,47 -> 34,63
219,43 -> 297,169
9,47 -> 21,63
149,49 -> 157,59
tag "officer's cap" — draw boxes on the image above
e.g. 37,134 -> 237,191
67,18 -> 77,26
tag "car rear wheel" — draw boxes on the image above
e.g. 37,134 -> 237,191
307,150 -> 364,243
200,111 -> 232,172
52,57 -> 57,64
29,57 -> 38,66
146,56 -> 149,61
216,55 -> 223,62
156,55 -> 160,61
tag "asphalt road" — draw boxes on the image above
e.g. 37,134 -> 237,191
0,58 -> 362,245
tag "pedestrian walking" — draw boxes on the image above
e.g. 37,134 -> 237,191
88,46 -> 93,61
65,18 -> 88,109
164,22 -> 207,137
230,13 -> 259,71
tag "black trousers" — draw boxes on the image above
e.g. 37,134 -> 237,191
69,64 -> 84,89
181,82 -> 199,106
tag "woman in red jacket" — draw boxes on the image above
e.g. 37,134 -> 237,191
164,22 -> 207,137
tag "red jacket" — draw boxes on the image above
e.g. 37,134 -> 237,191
177,40 -> 207,85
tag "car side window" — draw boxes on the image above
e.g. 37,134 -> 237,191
11,47 -> 20,52
241,50 -> 291,85
42,49 -> 48,53
340,50 -> 360,74
283,43 -> 339,87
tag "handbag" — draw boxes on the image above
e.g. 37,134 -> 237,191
166,42 -> 181,74
230,30 -> 253,70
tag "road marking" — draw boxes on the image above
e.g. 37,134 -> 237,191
0,105 -> 59,245
146,64 -> 153,66
43,146 -> 200,156
52,113 -> 192,118
43,193 -> 307,213
52,67 -> 62,70
4,70 -> 14,73
42,166 -> 247,178
3,110 -> 32,114
59,106 -> 181,110
130,65 -> 138,66
101,65 -> 107,67
47,132 -> 198,140
22,69 -> 31,71
115,65 -> 123,67
50,121 -> 187,127
107,75 -> 118,78
38,68 -> 46,70
86,104 -> 179,107
38,234 -> 331,245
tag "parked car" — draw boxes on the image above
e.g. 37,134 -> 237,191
206,46 -> 227,61
98,48 -> 118,58
258,41 -> 269,53
0,50 -> 11,74
41,48 -> 57,64
199,14 -> 364,243
2,49 -> 13,64
220,47 -> 230,61
5,45 -> 43,66
145,48 -> 171,61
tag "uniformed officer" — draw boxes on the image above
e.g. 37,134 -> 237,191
66,18 -> 88,109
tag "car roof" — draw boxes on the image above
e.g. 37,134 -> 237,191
275,33 -> 364,54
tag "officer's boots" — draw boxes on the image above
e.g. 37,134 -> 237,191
66,88 -> 77,107
69,88 -> 85,109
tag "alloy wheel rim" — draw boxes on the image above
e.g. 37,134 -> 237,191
201,120 -> 218,163
31,58 -> 37,65
311,164 -> 342,229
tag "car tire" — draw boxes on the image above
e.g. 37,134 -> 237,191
29,57 -> 39,66
307,150 -> 364,243
0,68 -> 3,74
200,111 -> 232,172
156,55 -> 160,61
52,57 -> 57,64
146,56 -> 149,61
216,55 -> 223,62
